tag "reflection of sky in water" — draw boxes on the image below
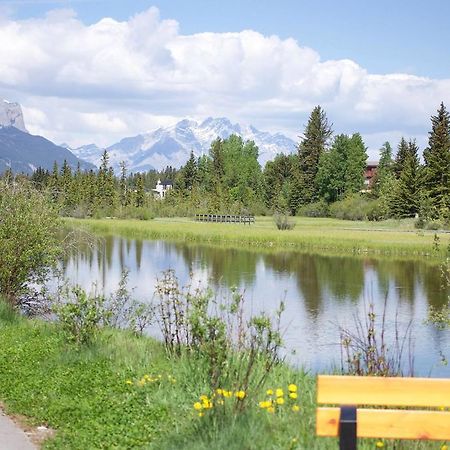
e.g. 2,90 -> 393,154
59,237 -> 450,377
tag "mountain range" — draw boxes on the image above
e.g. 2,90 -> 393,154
0,100 -> 95,174
70,117 -> 297,173
0,99 -> 297,175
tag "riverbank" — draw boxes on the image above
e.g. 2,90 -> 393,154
0,303 -> 441,450
65,216 -> 450,258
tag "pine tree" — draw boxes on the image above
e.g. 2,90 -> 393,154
373,142 -> 394,197
135,174 -> 145,208
390,140 -> 421,217
295,106 -> 333,205
119,161 -> 129,207
394,137 -> 409,178
423,102 -> 450,218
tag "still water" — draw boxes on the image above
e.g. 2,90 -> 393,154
62,236 -> 450,377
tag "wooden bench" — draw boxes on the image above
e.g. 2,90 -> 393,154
316,375 -> 450,449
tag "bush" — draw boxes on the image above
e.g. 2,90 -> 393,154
0,181 -> 61,304
297,200 -> 329,218
329,194 -> 384,221
274,212 -> 295,230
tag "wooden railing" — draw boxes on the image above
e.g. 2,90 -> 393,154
195,214 -> 255,225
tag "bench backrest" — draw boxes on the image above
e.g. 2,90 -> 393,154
316,375 -> 450,441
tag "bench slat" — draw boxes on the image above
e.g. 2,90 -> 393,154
317,408 -> 450,440
317,375 -> 450,407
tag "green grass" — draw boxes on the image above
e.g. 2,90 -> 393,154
65,216 -> 450,258
0,304 -> 444,449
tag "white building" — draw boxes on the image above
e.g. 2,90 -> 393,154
152,179 -> 173,199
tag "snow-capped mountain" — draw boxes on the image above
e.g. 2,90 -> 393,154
72,117 -> 297,173
0,100 -> 95,174
0,100 -> 27,132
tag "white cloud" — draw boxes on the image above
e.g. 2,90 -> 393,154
0,6 -> 448,153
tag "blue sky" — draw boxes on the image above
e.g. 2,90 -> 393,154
5,0 -> 450,78
0,0 -> 449,156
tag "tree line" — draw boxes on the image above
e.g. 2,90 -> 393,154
2,103 -> 449,225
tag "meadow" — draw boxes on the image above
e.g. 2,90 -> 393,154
65,216 -> 450,258
0,302 -> 444,450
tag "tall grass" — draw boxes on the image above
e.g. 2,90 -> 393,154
64,216 -> 450,258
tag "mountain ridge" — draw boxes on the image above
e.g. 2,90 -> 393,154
71,117 -> 297,173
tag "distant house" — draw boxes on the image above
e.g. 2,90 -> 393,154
364,161 -> 378,188
152,179 -> 173,199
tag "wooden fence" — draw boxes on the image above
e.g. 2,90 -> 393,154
195,214 -> 255,225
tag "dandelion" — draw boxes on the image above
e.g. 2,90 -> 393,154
200,395 -> 208,401
198,412 -> 204,417
193,402 -> 203,410
276,388 -> 284,397
289,392 -> 298,400
216,388 -> 223,396
292,405 -> 300,412
288,384 -> 297,393
125,380 -> 133,385
235,391 -> 246,400
267,406 -> 275,413
375,441 -> 384,448
266,389 -> 273,395
223,390 -> 232,398
259,400 -> 272,409
276,397 -> 285,405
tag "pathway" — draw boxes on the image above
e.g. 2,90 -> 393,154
0,408 -> 36,450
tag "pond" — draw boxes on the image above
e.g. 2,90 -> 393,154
61,235 -> 450,377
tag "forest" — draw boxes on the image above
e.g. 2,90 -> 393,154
4,103 -> 449,227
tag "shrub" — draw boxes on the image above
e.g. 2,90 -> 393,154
297,200 -> 329,218
274,213 -> 295,230
0,181 -> 61,304
329,194 -> 384,221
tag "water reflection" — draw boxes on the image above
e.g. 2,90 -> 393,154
60,236 -> 450,376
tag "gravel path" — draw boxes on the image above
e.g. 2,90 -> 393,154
0,409 -> 36,450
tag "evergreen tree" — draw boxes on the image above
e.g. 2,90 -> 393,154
135,174 -> 145,208
373,142 -> 395,196
119,161 -> 129,207
390,140 -> 421,217
394,137 -> 409,178
423,102 -> 450,218
295,106 -> 333,205
210,138 -> 225,183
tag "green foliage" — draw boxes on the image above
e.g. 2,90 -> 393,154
297,200 -> 330,218
316,133 -> 367,202
423,102 -> 450,220
390,140 -> 421,218
329,194 -> 384,221
295,105 -> 333,205
0,180 -> 60,303
372,141 -> 394,197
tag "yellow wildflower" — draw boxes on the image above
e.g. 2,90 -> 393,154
259,400 -> 271,409
125,380 -> 133,385
193,402 -> 203,411
289,392 -> 298,400
198,412 -> 204,417
200,395 -> 208,401
267,406 -> 275,413
216,388 -> 223,396
375,442 -> 384,448
266,389 -> 273,395
292,405 -> 300,412
276,388 -> 284,397
288,384 -> 297,393
235,391 -> 246,400
276,397 -> 285,405
223,390 -> 232,398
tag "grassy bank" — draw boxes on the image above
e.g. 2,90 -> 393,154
65,216 -> 450,257
0,303 -> 443,450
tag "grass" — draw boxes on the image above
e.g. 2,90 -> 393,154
64,216 -> 450,258
0,302 -> 444,449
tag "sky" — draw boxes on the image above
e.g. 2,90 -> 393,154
1,0 -> 449,158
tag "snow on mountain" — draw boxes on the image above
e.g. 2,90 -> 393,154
0,100 -> 27,132
71,117 -> 297,173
